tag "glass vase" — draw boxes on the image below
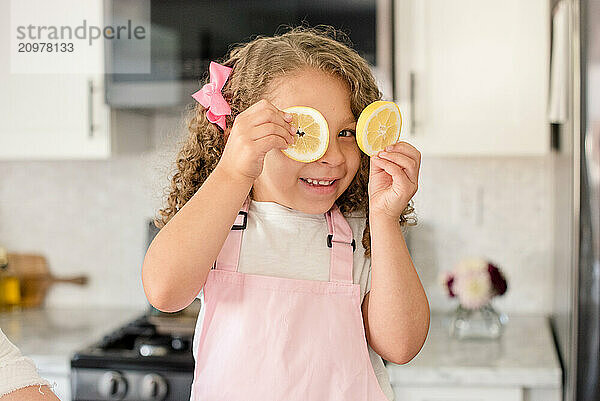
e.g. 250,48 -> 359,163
448,301 -> 508,340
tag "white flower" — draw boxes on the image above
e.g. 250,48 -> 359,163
453,270 -> 492,309
454,257 -> 488,276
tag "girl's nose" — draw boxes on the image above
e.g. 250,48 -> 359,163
318,137 -> 345,166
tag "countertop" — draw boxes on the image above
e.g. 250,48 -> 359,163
1,308 -> 562,390
0,306 -> 146,375
385,312 -> 562,389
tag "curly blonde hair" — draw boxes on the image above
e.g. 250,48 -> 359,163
155,24 -> 416,257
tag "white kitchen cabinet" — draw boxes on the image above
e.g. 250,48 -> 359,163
393,385 -> 522,401
0,74 -> 111,159
394,0 -> 551,155
0,0 -> 111,159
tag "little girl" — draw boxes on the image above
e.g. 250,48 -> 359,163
142,25 -> 429,401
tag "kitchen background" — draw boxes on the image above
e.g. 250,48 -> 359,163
1,0 -> 598,400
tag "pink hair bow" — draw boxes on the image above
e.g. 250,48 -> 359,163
191,61 -> 233,131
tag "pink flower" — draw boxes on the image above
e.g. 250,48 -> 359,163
439,258 -> 509,310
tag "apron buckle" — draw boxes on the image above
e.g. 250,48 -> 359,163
327,234 -> 356,252
231,211 -> 248,230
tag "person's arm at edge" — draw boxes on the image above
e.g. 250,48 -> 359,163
0,329 -> 60,400
1,386 -> 60,401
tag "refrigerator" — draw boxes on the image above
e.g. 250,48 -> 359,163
551,0 -> 600,400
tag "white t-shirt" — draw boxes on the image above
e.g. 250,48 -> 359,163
193,199 -> 395,400
0,328 -> 52,397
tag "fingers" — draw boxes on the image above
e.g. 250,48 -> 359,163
373,151 -> 419,185
254,133 -> 290,153
253,123 -> 295,149
371,157 -> 416,190
267,122 -> 296,146
232,115 -> 295,149
383,141 -> 421,165
242,99 -> 296,143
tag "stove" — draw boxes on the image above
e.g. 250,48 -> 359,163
70,313 -> 195,401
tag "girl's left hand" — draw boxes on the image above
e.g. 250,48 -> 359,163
368,141 -> 421,220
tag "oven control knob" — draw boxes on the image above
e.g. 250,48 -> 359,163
98,371 -> 128,399
140,373 -> 168,400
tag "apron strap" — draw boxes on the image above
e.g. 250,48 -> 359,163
214,196 -> 251,272
326,204 -> 354,284
214,198 -> 355,285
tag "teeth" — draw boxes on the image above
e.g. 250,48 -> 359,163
304,178 -> 335,186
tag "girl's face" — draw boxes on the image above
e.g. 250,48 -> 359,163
252,68 -> 361,214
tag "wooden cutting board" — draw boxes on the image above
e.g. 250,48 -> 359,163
7,253 -> 88,308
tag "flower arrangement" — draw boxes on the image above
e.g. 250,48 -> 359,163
438,258 -> 508,310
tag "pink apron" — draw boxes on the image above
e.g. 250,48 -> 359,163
191,196 -> 389,400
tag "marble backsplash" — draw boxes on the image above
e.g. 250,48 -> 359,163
0,112 -> 554,314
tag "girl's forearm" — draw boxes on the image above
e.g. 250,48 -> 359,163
142,165 -> 253,312
366,213 -> 430,364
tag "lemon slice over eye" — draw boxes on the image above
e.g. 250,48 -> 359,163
281,106 -> 329,163
356,101 -> 402,156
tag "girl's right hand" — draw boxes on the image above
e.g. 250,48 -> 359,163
217,99 -> 297,183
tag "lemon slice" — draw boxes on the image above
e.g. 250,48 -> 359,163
356,101 -> 402,156
281,106 -> 329,163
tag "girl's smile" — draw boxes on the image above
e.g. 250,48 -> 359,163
299,176 -> 339,194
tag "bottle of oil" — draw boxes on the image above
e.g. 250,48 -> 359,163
0,246 -> 21,312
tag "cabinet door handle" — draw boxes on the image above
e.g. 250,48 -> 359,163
88,79 -> 94,138
409,71 -> 416,135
